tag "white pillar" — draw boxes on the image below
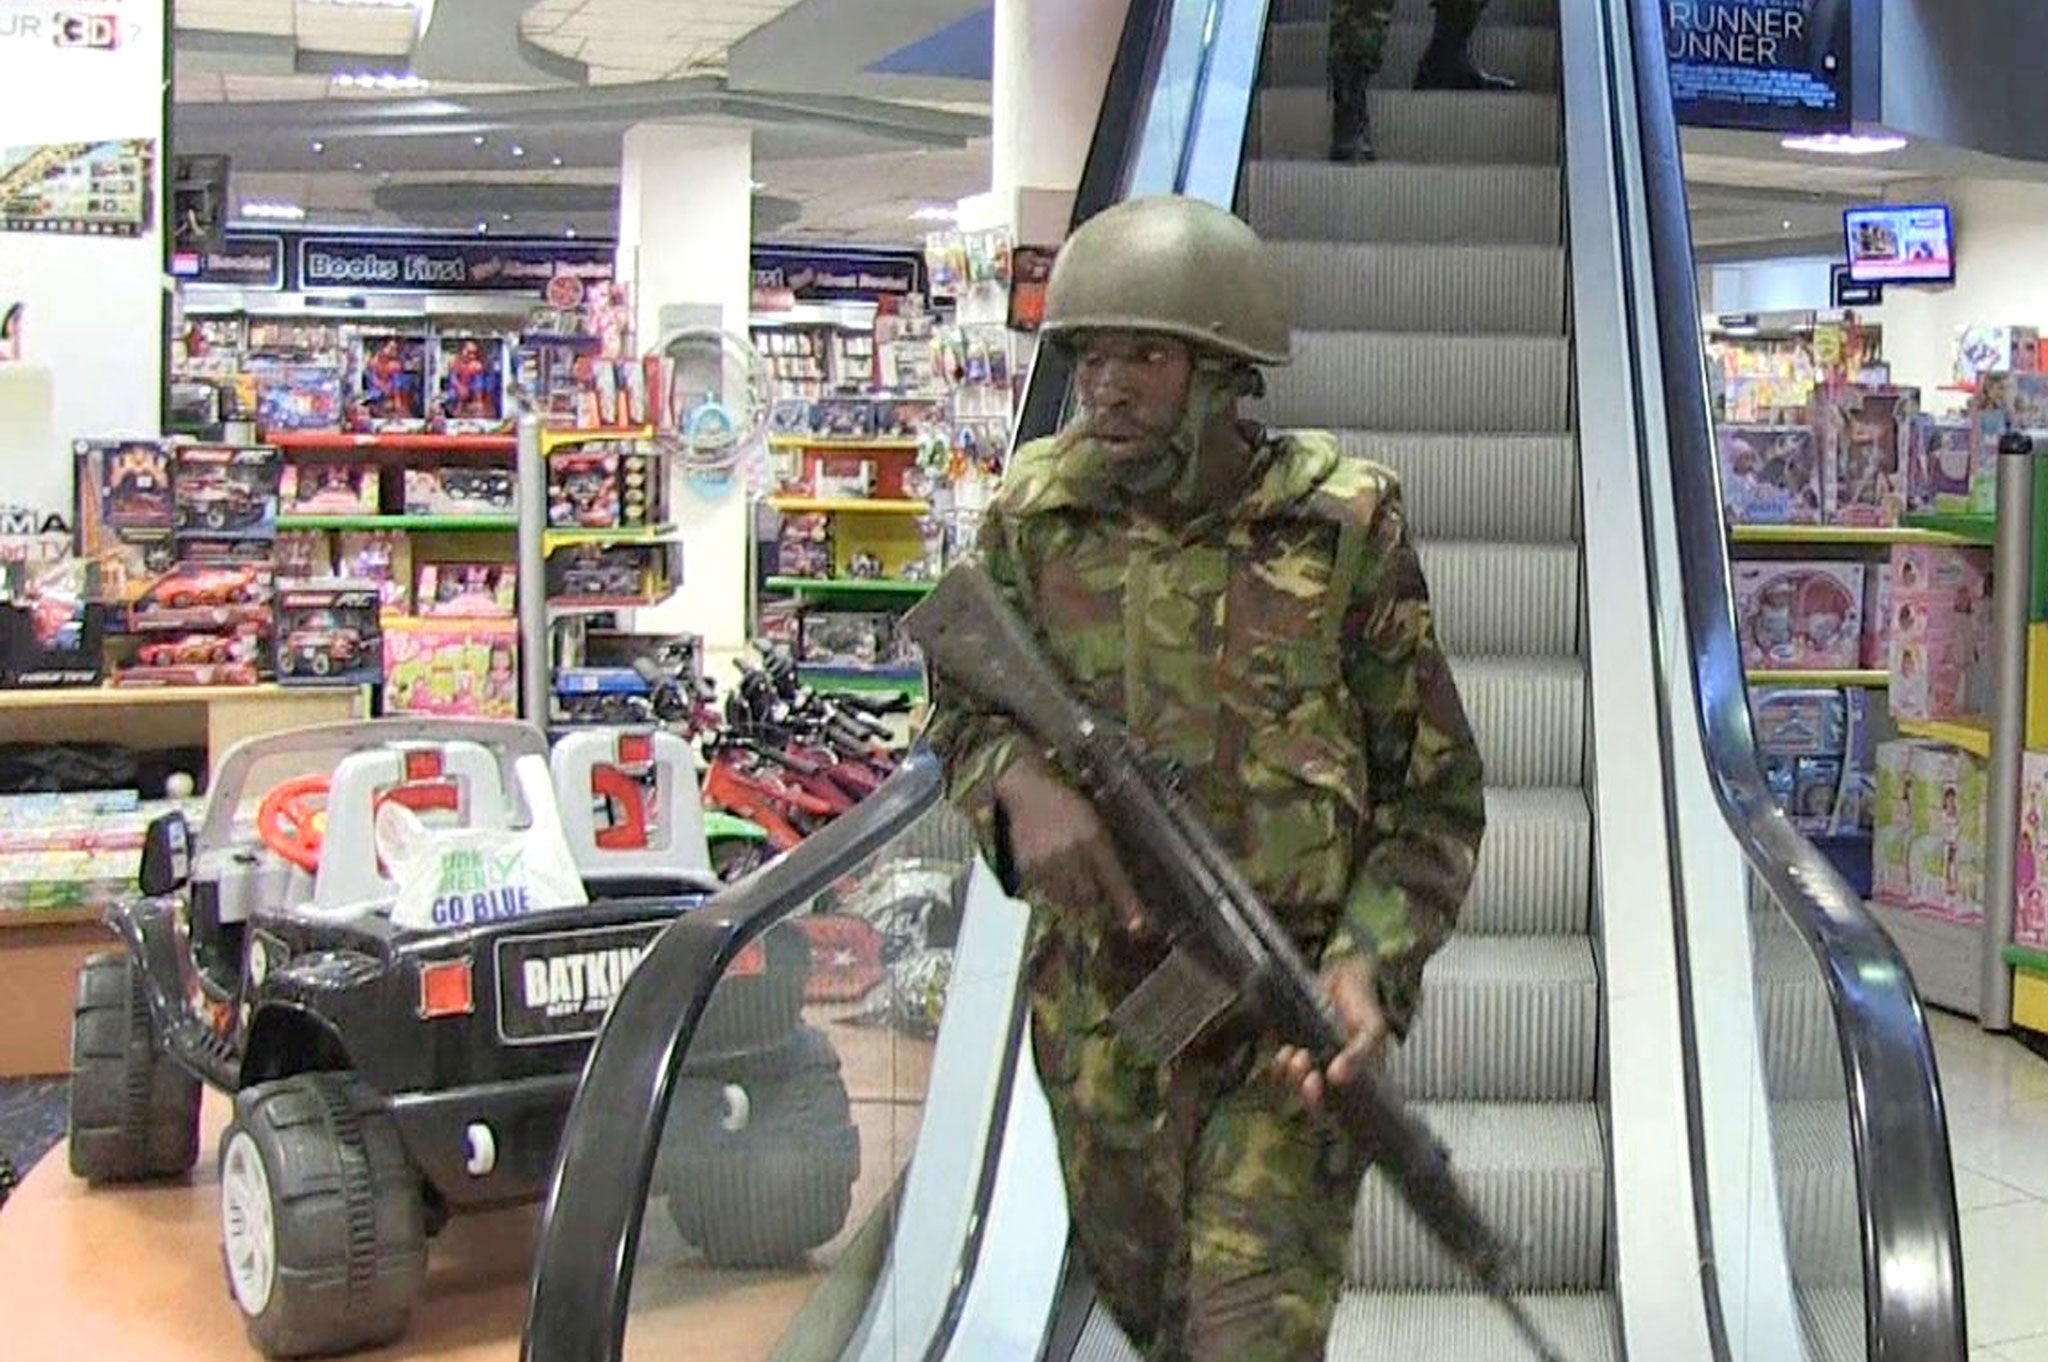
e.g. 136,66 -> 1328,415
614,123 -> 753,663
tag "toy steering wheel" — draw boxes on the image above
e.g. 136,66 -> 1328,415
258,775 -> 331,873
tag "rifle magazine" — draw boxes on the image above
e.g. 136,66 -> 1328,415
1109,945 -> 1237,1066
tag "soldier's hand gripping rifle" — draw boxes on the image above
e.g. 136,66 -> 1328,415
903,563 -> 1564,1362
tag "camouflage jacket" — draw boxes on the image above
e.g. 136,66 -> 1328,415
922,424 -> 1486,1037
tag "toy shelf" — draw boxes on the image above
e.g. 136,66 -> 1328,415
1898,511 -> 1997,546
265,432 -> 517,453
277,514 -> 518,532
765,576 -> 934,600
766,497 -> 929,516
1896,716 -> 1993,759
539,426 -> 655,455
542,524 -> 680,553
0,906 -> 107,932
1746,669 -> 1889,687
769,437 -> 922,452
1730,525 -> 1981,547
545,596 -> 664,614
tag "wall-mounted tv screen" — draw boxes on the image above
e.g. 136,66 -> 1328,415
1844,204 -> 1955,284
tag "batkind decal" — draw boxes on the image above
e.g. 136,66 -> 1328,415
520,942 -> 651,1020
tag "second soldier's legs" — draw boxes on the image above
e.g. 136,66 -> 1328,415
1415,0 -> 1517,90
1327,0 -> 1518,163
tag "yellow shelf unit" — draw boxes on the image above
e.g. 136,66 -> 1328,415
542,524 -> 680,554
539,426 -> 655,455
1895,716 -> 1993,758
1729,524 -> 1980,547
768,437 -> 921,452
1745,669 -> 1889,688
766,497 -> 930,516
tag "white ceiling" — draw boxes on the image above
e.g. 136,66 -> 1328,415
518,0 -> 805,85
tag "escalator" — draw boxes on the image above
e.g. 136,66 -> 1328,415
520,1 -> 1965,1360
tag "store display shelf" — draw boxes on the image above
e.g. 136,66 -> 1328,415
0,682 -> 330,709
540,426 -> 655,454
2003,943 -> 2048,974
266,432 -> 516,453
1746,669 -> 1889,687
0,906 -> 109,932
1730,524 -> 1980,547
797,663 -> 925,697
543,524 -> 680,552
1899,511 -> 1997,546
767,497 -> 930,516
546,596 -> 665,614
278,514 -> 517,532
765,576 -> 934,600
769,437 -> 922,452
1896,715 -> 1993,758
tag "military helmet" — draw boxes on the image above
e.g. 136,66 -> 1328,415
1040,195 -> 1292,366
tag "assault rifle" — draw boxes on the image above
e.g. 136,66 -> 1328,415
903,563 -> 1562,1362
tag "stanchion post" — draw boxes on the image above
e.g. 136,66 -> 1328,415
1981,430 -> 2039,1030
517,414 -> 549,726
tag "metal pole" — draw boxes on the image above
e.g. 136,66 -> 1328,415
1980,430 -> 2038,1030
516,413 -> 549,726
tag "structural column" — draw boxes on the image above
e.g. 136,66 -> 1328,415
614,122 -> 754,663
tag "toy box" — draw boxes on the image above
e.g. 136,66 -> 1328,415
2017,751 -> 2048,949
351,334 -> 429,431
436,336 -> 507,430
1860,566 -> 1891,670
1717,424 -> 1821,525
280,461 -> 378,517
545,545 -> 653,602
1752,687 -> 1874,835
1904,743 -> 1988,922
416,563 -> 516,617
1980,371 -> 2048,433
127,560 -> 272,634
76,439 -> 173,531
251,363 -> 344,433
2,559 -> 102,688
1872,739 -> 1927,904
1888,543 -> 1991,721
114,624 -> 267,684
403,464 -> 516,518
274,530 -> 332,582
774,512 -> 834,580
275,581 -> 382,686
1955,327 -> 2041,387
812,457 -> 877,501
1734,561 -> 1864,671
548,450 -> 618,528
1904,415 -> 1977,514
337,530 -> 412,612
797,611 -> 915,668
812,398 -> 877,441
174,445 -> 280,539
383,617 -> 517,717
1817,388 -> 1913,527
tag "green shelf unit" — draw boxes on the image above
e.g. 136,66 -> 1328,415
1898,511 -> 1996,546
796,663 -> 925,698
1729,524 -> 1981,547
765,576 -> 933,600
2005,944 -> 2048,974
542,524 -> 679,553
276,514 -> 517,532
1746,669 -> 1889,688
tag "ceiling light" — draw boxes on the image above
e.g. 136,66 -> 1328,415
564,225 -> 578,239
310,139 -> 325,154
239,201 -> 306,221
1781,131 -> 1909,155
472,134 -> 487,147
910,204 -> 958,222
499,212 -> 512,223
1782,218 -> 1793,230
475,219 -> 489,234
333,71 -> 430,93
510,144 -> 525,158
350,160 -> 365,172
549,154 -> 564,168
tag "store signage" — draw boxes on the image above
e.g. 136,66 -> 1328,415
180,232 -> 284,289
297,236 -> 615,294
1831,263 -> 1883,308
750,246 -> 925,306
1666,0 -> 1853,133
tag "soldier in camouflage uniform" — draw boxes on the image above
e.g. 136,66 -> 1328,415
1330,0 -> 1517,162
923,196 -> 1486,1362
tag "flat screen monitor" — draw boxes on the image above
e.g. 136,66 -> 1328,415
1844,203 -> 1955,284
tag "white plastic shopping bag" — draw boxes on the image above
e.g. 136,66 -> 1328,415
376,798 -> 588,932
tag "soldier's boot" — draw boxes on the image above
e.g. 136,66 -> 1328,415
1329,84 -> 1376,163
1414,2 -> 1518,91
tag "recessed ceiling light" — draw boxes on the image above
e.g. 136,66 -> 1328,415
549,154 -> 564,168
1781,131 -> 1909,156
472,134 -> 487,147
564,225 -> 578,239
510,144 -> 525,158
350,160 -> 365,172
1782,218 -> 1793,230
333,71 -> 429,93
500,212 -> 512,223
239,201 -> 306,221
910,204 -> 958,222
475,219 -> 489,234
310,139 -> 325,154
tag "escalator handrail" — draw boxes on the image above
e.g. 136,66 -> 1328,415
1616,1 -> 1968,1355
522,752 -> 946,1362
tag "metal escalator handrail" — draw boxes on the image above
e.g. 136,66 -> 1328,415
1616,1 -> 1968,1355
521,752 -> 945,1362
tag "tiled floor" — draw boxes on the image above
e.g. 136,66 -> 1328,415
1929,1008 -> 2048,1361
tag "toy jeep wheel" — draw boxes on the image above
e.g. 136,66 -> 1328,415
278,650 -> 297,676
219,1073 -> 427,1359
660,1027 -> 860,1267
68,952 -> 201,1183
205,505 -> 228,530
689,920 -> 807,1057
310,650 -> 332,677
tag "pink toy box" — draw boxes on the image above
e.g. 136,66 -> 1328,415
2017,751 -> 2048,950
1717,424 -> 1821,525
1887,543 -> 1991,721
382,617 -> 517,718
1817,387 -> 1914,527
1955,327 -> 2041,386
1859,565 -> 1891,670
1904,743 -> 1987,923
1734,561 -> 1864,671
1904,415 -> 1978,515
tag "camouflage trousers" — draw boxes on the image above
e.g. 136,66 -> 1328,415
1330,0 -> 1491,92
1028,925 -> 1365,1362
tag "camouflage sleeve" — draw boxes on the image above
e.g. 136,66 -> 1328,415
1320,482 -> 1487,1039
919,510 -> 1035,889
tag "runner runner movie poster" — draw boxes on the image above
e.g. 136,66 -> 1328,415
1666,0 -> 1854,133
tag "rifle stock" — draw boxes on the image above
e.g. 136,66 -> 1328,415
905,563 -> 1563,1360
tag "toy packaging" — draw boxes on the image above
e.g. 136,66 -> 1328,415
1717,424 -> 1821,525
775,512 -> 834,580
404,464 -> 516,518
1,559 -> 103,688
112,624 -> 267,687
1859,565 -> 1891,670
416,563 -> 516,617
436,336 -> 507,430
76,440 -> 173,531
1816,387 -> 1913,527
812,398 -> 877,441
2016,751 -> 2048,949
545,545 -> 653,602
812,456 -> 876,501
251,363 -> 344,433
1872,740 -> 1927,905
1751,687 -> 1874,836
1888,543 -> 1991,721
1980,371 -> 2048,433
127,560 -> 273,633
547,450 -> 619,528
1734,560 -> 1864,671
1955,326 -> 2041,387
1904,415 -> 1979,514
280,461 -> 379,517
797,611 -> 917,669
383,617 -> 517,717
275,581 -> 382,686
351,334 -> 429,431
274,530 -> 333,582
336,530 -> 413,612
174,445 -> 280,539
1904,743 -> 1988,923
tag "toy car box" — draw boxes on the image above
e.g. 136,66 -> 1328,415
404,465 -> 516,518
1734,560 -> 1864,671
416,563 -> 516,617
280,461 -> 379,517
112,625 -> 267,687
175,444 -> 281,539
1717,424 -> 1821,525
545,545 -> 653,602
2,559 -> 103,688
275,581 -> 382,686
251,362 -> 344,433
126,560 -> 273,634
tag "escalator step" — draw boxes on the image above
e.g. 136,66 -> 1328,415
1449,656 -> 1585,790
1256,89 -> 1562,165
1465,788 -> 1591,937
1754,914 -> 1847,1101
1351,1100 -> 1606,1289
1418,541 -> 1579,657
1258,332 -> 1570,432
1329,1289 -> 1617,1361
1245,162 -> 1562,246
1799,1286 -> 1866,1362
1270,242 -> 1566,334
1332,432 -> 1578,544
1272,0 -> 1560,26
1262,18 -> 1561,92
1387,935 -> 1599,1101
1772,1099 -> 1862,1289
